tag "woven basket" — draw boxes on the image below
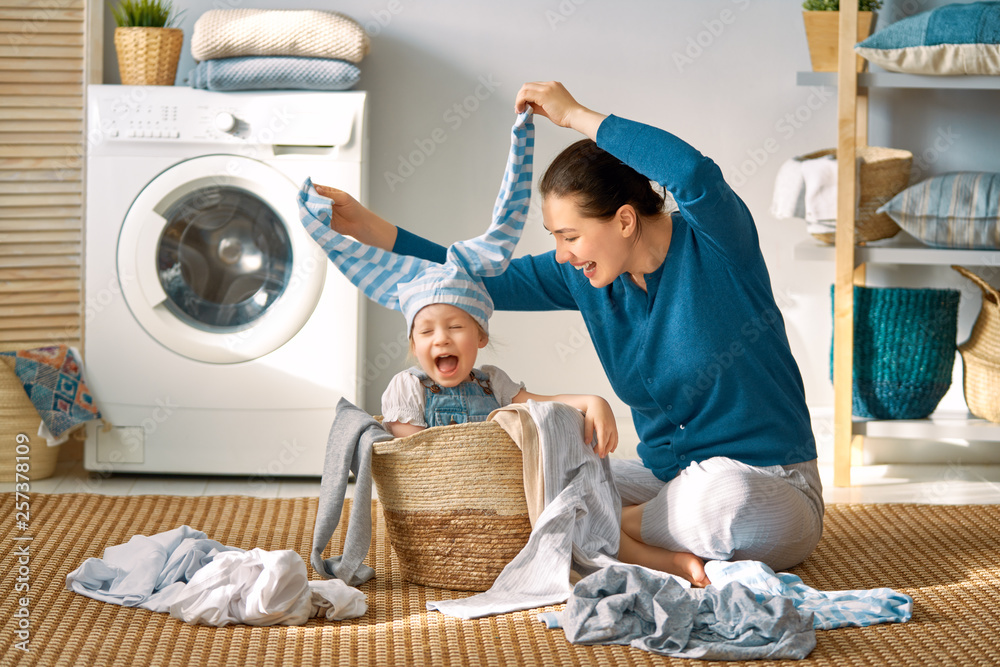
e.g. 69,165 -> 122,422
953,265 -> 1000,423
0,357 -> 60,481
805,146 -> 913,245
371,420 -> 531,591
114,27 -> 184,86
832,285 -> 960,420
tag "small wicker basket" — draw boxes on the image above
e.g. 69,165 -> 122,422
805,146 -> 913,245
953,265 -> 1000,423
114,26 -> 184,86
371,420 -> 532,591
1,357 -> 60,481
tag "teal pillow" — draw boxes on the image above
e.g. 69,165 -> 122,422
855,1 -> 1000,74
878,172 -> 1000,249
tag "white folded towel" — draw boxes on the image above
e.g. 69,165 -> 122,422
771,153 -> 839,234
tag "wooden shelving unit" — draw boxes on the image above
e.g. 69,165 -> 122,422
799,6 -> 1000,487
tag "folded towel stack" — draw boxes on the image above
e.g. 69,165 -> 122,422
187,9 -> 370,92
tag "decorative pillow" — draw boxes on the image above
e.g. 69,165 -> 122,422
878,172 -> 1000,249
855,1 -> 1000,75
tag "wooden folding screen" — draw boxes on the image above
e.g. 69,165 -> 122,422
0,0 -> 100,352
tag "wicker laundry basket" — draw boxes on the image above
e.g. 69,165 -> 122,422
0,357 -> 60,481
114,27 -> 184,85
805,146 -> 913,245
371,420 -> 532,591
953,265 -> 1000,423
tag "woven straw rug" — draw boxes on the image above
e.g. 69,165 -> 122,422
2,494 -> 998,667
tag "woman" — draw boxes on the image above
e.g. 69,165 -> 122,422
318,82 -> 823,587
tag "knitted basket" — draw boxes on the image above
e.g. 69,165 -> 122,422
0,357 -> 60,481
806,146 -> 913,245
370,420 -> 531,591
114,27 -> 184,86
953,265 -> 1000,423
832,285 -> 961,419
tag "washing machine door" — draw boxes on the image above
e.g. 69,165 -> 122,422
117,155 -> 327,363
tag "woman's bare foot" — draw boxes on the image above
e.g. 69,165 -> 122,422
618,528 -> 711,588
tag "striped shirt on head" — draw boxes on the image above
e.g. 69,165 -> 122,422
298,110 -> 534,334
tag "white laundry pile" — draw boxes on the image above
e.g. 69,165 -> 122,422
771,152 -> 839,236
65,525 -> 366,627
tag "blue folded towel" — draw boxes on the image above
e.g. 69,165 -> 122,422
187,56 -> 360,91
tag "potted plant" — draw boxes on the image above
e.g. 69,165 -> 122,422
802,0 -> 882,73
111,0 -> 185,85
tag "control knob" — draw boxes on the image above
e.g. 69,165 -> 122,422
214,112 -> 238,133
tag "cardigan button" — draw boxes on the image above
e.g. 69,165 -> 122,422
666,404 -> 672,411
679,424 -> 685,430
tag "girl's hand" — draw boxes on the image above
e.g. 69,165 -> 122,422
514,81 -> 606,141
312,183 -> 397,251
582,396 -> 618,459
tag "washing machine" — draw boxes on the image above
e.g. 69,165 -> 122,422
84,85 -> 367,476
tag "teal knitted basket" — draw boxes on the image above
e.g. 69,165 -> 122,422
831,286 -> 961,420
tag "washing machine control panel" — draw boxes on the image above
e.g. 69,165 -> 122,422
89,87 -> 363,154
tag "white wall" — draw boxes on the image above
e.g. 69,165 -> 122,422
102,0 -> 1000,463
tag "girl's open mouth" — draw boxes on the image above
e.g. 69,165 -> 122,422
435,354 -> 459,374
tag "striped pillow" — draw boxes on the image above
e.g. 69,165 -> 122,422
878,172 -> 1000,249
855,2 -> 1000,75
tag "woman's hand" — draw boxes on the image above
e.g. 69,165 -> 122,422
312,183 -> 398,251
582,395 -> 619,458
515,81 -> 606,141
512,388 -> 618,457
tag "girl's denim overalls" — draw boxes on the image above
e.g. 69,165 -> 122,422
408,366 -> 501,427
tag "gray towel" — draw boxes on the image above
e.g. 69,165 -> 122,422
310,398 -> 392,586
187,56 -> 361,91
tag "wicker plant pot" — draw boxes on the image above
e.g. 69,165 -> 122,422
1,357 -> 60,481
806,146 -> 913,245
953,265 -> 1000,423
802,11 -> 875,73
832,285 -> 961,420
371,420 -> 531,592
114,26 -> 184,85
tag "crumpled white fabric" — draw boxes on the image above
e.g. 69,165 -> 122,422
66,526 -> 366,627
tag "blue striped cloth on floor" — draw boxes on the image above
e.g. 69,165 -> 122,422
297,110 -> 533,334
703,559 -> 914,630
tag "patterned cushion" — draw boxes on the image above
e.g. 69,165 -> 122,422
855,2 -> 1000,75
877,172 -> 1000,249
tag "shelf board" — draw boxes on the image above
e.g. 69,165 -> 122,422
797,71 -> 1000,90
794,237 -> 1000,266
854,411 -> 1000,441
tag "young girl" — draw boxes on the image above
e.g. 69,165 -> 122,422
298,110 -> 617,457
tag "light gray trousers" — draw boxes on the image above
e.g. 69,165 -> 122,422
610,456 -> 825,571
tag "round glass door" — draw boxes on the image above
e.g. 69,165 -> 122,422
117,155 -> 327,364
157,186 -> 291,331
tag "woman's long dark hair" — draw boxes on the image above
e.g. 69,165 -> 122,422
538,139 -> 666,223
